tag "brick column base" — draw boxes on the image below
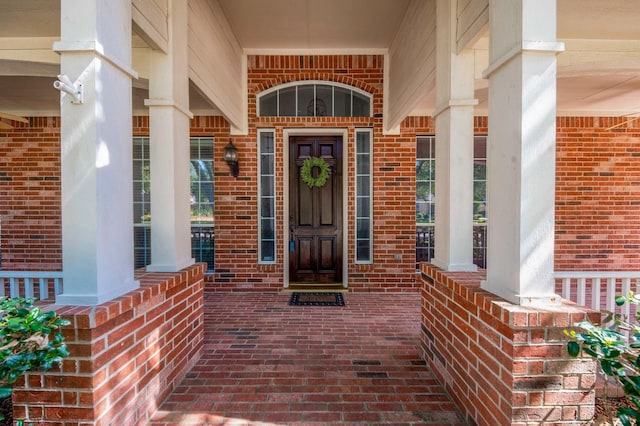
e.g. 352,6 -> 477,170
420,264 -> 598,425
12,264 -> 206,425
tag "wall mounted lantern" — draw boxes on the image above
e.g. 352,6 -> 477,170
223,139 -> 239,178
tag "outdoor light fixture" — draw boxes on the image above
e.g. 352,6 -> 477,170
223,139 -> 239,178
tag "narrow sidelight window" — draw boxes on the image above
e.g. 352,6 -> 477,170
355,129 -> 373,263
258,129 -> 276,263
416,135 -> 435,268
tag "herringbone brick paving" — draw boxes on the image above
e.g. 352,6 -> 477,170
149,291 -> 466,425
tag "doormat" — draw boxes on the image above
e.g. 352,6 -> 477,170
289,292 -> 345,306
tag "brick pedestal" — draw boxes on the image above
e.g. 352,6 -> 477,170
12,264 -> 205,425
420,264 -> 598,425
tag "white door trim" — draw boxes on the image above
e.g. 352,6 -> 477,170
283,128 -> 349,288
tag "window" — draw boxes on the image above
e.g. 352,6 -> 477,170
355,129 -> 373,263
473,135 -> 487,268
414,135 -> 488,269
190,138 -> 215,271
258,81 -> 372,118
132,137 -> 215,272
133,137 -> 151,268
258,130 -> 276,263
416,136 -> 436,268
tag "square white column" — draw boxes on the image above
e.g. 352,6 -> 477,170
483,0 -> 564,305
431,0 -> 478,272
145,0 -> 194,272
56,0 -> 138,305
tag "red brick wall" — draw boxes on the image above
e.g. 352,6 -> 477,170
0,117 -> 61,270
229,54 -> 430,291
2,101 -> 640,281
420,265 -> 597,425
12,264 -> 205,425
555,116 -> 640,271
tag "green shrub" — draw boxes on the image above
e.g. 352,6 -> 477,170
0,297 -> 70,422
566,293 -> 640,426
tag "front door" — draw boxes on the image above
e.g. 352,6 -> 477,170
289,136 -> 342,283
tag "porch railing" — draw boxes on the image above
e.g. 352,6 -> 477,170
555,271 -> 640,316
0,271 -> 63,301
416,224 -> 487,269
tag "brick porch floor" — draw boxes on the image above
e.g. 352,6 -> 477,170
149,291 -> 466,426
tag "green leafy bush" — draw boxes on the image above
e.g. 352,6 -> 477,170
0,297 -> 70,421
566,293 -> 640,426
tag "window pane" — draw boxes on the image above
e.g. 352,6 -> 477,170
356,241 -> 370,261
356,154 -> 370,174
298,85 -> 314,117
417,137 -> 435,159
261,197 -> 275,217
315,85 -> 333,117
357,219 -> 370,238
352,92 -> 370,117
261,176 -> 274,196
279,87 -> 296,116
261,154 -> 274,175
134,226 -> 151,269
474,162 -> 486,180
190,139 -> 214,226
259,91 -> 278,116
261,219 -> 275,239
334,87 -> 351,117
474,135 -> 487,158
357,176 -> 370,196
261,241 -> 275,262
356,197 -> 370,217
356,137 -> 370,154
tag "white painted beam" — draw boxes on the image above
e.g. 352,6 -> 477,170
385,0 -> 437,134
188,0 -> 246,134
132,0 -> 169,53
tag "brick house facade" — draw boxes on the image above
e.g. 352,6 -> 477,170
2,57 -> 639,287
3,1 -> 640,424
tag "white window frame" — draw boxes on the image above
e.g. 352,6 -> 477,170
258,129 -> 277,264
257,80 -> 373,118
355,128 -> 374,264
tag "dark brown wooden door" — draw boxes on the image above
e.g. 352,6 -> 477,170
289,136 -> 342,283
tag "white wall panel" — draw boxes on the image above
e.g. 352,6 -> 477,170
188,0 -> 245,133
386,0 -> 437,132
132,0 -> 169,52
457,0 -> 488,52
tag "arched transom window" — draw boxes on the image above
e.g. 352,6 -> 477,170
257,81 -> 372,117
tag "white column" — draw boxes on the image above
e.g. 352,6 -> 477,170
56,0 -> 138,305
431,0 -> 478,272
144,0 -> 194,272
482,0 -> 564,305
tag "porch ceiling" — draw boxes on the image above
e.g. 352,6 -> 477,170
0,0 -> 639,117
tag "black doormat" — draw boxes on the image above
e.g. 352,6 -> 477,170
289,292 -> 345,306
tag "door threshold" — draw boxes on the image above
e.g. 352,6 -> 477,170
284,282 -> 347,293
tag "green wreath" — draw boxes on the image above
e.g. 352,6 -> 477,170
301,156 -> 332,188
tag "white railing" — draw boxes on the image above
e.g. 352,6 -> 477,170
0,271 -> 63,301
555,271 -> 640,317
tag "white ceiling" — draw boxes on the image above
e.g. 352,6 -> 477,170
0,0 -> 640,118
